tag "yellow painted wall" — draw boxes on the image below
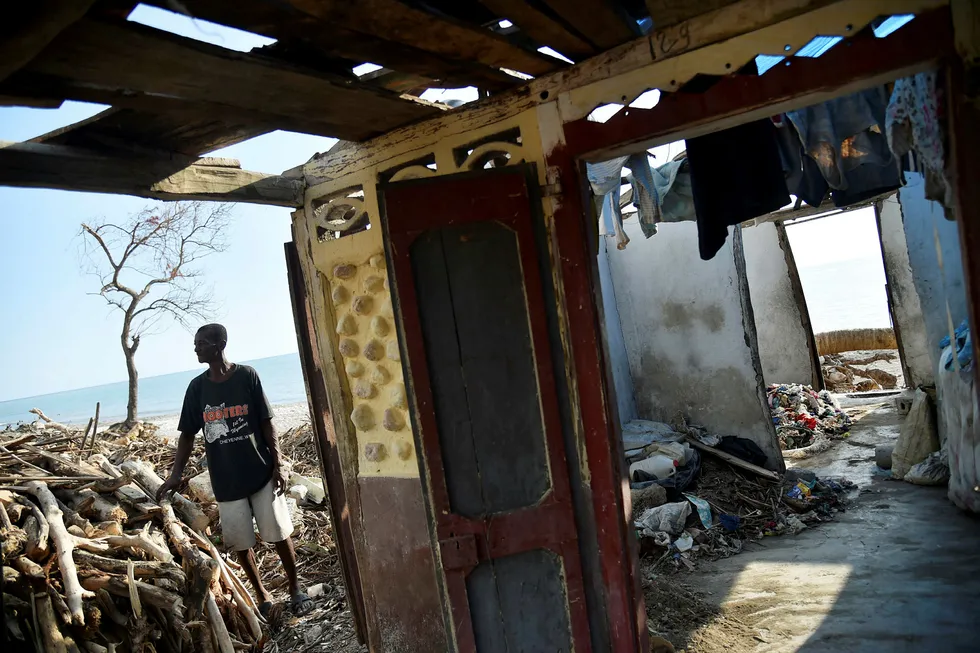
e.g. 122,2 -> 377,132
313,226 -> 418,477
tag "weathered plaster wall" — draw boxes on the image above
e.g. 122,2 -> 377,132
899,172 -> 968,375
742,221 -> 818,387
597,236 -> 638,425
877,196 -> 934,387
605,219 -> 782,469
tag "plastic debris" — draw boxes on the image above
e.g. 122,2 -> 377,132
718,514 -> 740,532
683,493 -> 712,529
673,532 -> 694,552
904,447 -> 949,486
635,501 -> 692,537
767,383 -> 851,450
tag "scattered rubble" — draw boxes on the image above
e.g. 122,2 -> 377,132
821,349 -> 902,392
767,383 -> 851,451
627,417 -> 857,575
1,414 -> 359,653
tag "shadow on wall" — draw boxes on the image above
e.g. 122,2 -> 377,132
814,327 -> 897,355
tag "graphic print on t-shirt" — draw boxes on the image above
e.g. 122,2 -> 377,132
202,402 -> 251,444
203,403 -> 230,443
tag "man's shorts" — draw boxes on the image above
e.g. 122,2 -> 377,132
217,479 -> 293,551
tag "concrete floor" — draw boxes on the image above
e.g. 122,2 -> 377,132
686,399 -> 980,652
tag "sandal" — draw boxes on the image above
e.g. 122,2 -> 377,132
258,601 -> 273,619
291,592 -> 314,616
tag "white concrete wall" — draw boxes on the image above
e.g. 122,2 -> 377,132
597,236 -> 638,425
877,196 -> 934,387
742,221 -> 818,387
899,172 -> 969,375
605,219 -> 782,469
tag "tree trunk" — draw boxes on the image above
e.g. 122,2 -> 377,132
121,317 -> 139,429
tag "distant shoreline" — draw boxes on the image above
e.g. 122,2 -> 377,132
148,401 -> 311,440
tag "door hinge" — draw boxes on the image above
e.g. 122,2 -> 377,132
540,166 -> 562,197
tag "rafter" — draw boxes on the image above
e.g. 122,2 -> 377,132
0,141 -> 305,206
0,1 -> 97,82
17,17 -> 441,142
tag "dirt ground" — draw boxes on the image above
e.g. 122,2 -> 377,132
643,397 -> 980,653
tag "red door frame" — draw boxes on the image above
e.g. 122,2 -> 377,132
541,9 -> 952,653
381,167 -> 592,652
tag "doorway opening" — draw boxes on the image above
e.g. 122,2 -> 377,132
784,207 -> 907,393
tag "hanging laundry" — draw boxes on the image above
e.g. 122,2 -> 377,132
587,153 -> 661,249
786,87 -> 901,207
686,119 -> 790,260
621,158 -> 697,226
772,114 -> 830,208
886,71 -> 952,212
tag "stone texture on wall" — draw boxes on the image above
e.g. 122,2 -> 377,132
325,247 -> 417,477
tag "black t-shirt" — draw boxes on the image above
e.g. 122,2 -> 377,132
177,364 -> 275,502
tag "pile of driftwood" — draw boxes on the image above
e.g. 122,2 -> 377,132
2,413 -> 265,653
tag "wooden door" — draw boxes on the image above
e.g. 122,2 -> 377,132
284,240 -> 367,643
381,166 -> 591,652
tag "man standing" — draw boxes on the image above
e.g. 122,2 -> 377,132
157,323 -> 313,616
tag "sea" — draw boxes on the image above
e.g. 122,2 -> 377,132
1,257 -> 891,428
0,353 -> 307,428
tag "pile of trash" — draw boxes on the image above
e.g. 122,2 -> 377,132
767,384 -> 851,451
1,410 -> 354,653
624,417 -> 856,572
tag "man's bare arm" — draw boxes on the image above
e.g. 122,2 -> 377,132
156,431 -> 196,501
260,419 -> 289,495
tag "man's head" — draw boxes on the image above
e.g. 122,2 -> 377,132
194,323 -> 228,364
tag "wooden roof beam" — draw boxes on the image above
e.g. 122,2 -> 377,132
0,1 -> 97,83
0,141 -> 305,206
477,0 -> 598,60
141,0 -> 547,91
17,17 -> 442,142
284,0 -> 562,76
536,0 -> 641,50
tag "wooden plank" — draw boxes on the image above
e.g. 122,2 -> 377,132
29,107 -> 271,158
477,0 -> 597,59
685,438 -> 782,481
284,0 -> 560,77
644,0 -> 743,28
144,0 -> 540,90
0,75 -> 352,152
22,17 -> 441,142
563,6 -> 950,161
0,1 -> 96,82
0,141 -> 305,206
537,0 -> 639,50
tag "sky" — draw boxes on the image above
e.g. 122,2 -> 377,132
0,4 -> 486,402
0,5 -> 892,400
0,6 -> 339,401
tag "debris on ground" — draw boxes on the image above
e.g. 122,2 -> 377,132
626,416 -> 857,575
821,349 -> 902,392
1,413 -> 360,652
642,573 -> 762,653
767,383 -> 851,451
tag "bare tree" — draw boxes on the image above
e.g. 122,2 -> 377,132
80,202 -> 232,428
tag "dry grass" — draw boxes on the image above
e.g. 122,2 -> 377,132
815,328 -> 897,355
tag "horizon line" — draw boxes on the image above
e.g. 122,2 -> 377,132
0,350 -> 300,404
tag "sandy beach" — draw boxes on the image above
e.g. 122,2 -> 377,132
148,400 -> 311,440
